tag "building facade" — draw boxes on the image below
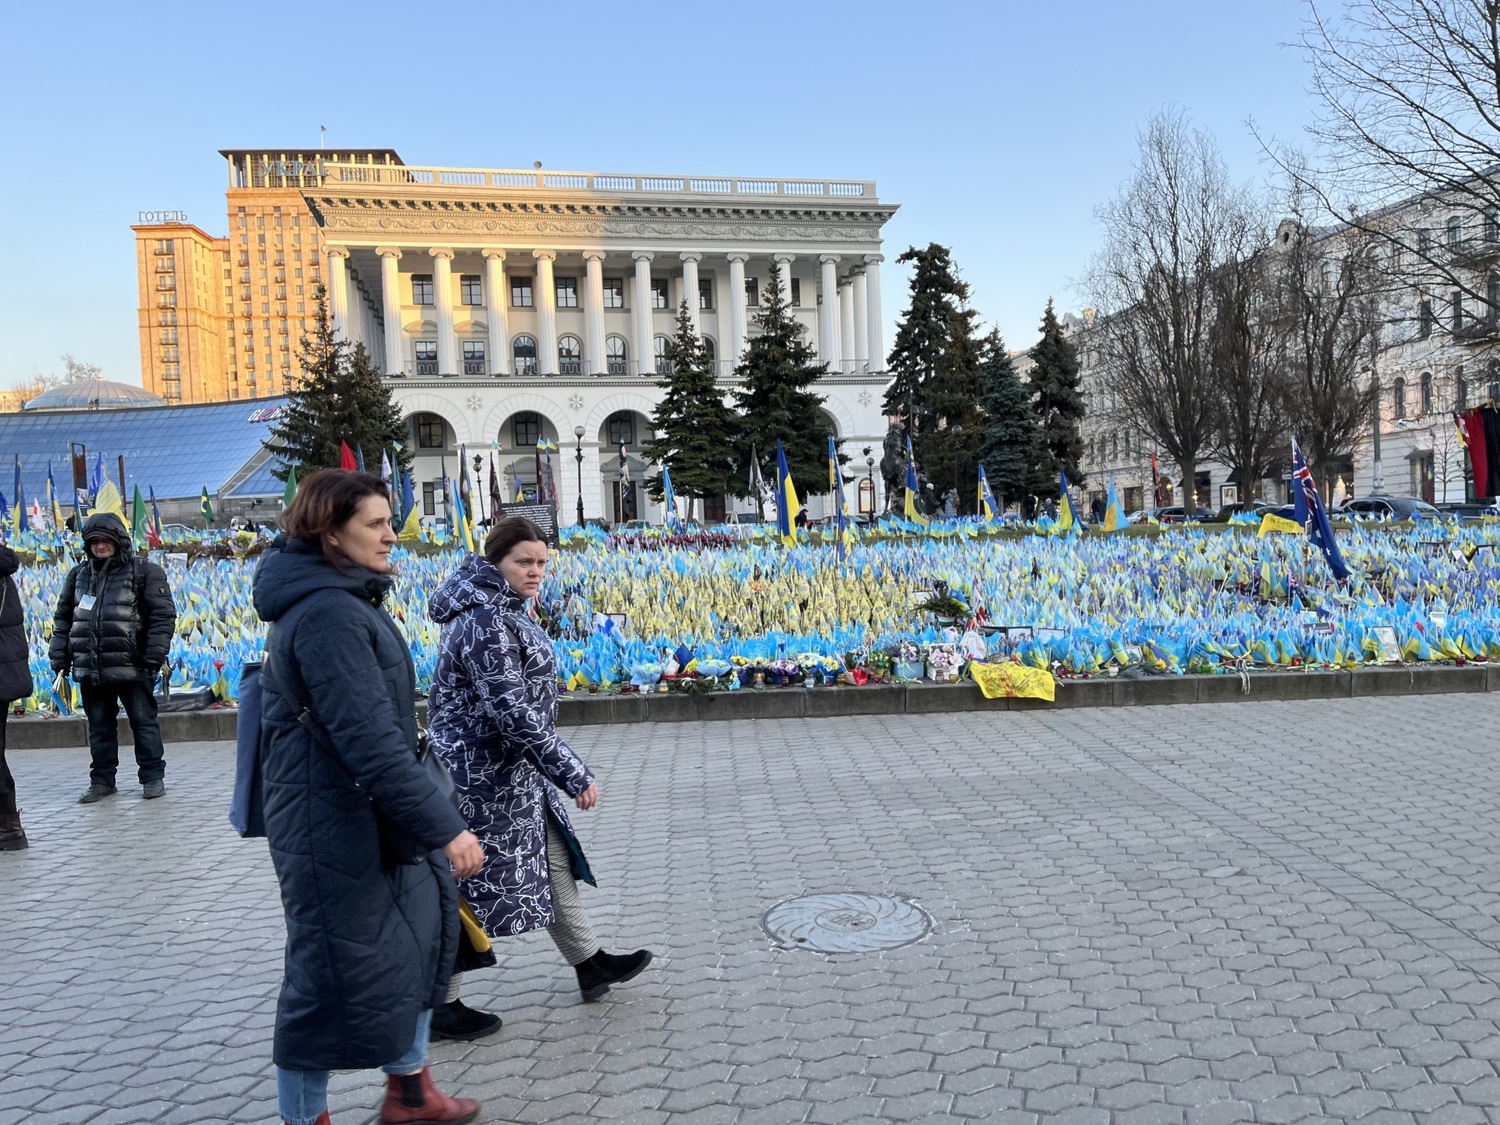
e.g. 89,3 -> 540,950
136,148 -> 899,523
131,217 -> 230,404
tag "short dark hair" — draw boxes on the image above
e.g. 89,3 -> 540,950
279,469 -> 391,567
483,516 -> 546,566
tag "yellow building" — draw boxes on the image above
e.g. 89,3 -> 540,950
131,217 -> 228,403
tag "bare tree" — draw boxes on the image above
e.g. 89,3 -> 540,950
1283,0 -> 1500,319
1275,211 -> 1386,499
1207,248 -> 1293,503
1088,111 -> 1264,514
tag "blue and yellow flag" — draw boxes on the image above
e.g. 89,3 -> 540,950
903,436 -> 929,527
660,463 -> 684,531
828,434 -> 849,561
977,464 -> 999,521
11,457 -> 23,538
1055,466 -> 1076,535
398,470 -> 423,541
1102,476 -> 1126,532
775,439 -> 801,546
47,463 -> 64,528
449,474 -> 476,553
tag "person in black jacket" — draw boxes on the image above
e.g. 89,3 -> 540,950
49,512 -> 177,803
0,537 -> 33,851
253,470 -> 483,1125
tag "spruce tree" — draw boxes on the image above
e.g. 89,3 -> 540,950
733,267 -> 834,496
976,330 -> 1041,510
642,302 -> 738,519
265,286 -> 413,482
1029,299 -> 1087,491
882,243 -> 985,511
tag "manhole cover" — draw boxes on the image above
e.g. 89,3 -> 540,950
763,893 -> 932,953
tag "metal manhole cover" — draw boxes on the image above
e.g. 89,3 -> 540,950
763,893 -> 932,953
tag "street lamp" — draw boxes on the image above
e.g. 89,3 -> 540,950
573,424 -> 586,525
472,453 -> 485,525
863,446 -> 875,521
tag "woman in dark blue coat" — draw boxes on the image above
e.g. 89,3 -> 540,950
252,470 -> 483,1125
0,538 -> 33,851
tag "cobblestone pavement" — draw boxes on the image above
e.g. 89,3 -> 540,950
3,696 -> 1499,1125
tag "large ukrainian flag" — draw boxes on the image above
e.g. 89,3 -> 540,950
775,439 -> 800,547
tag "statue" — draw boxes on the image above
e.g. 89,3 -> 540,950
879,423 -> 906,513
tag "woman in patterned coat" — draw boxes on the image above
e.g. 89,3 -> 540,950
426,516 -> 653,1032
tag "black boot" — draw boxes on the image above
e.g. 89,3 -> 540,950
575,948 -> 654,1003
429,998 -> 502,1042
0,811 -> 26,851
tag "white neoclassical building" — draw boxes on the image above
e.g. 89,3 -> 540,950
289,153 -> 898,523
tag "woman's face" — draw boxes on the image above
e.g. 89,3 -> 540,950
326,493 -> 397,573
498,538 -> 548,599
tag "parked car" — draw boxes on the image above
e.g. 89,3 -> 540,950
1149,506 -> 1213,524
1435,500 -> 1500,518
1211,501 -> 1285,522
1337,496 -> 1441,520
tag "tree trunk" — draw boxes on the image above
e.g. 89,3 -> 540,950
1179,458 -> 1197,516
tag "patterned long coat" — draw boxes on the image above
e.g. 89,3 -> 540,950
427,554 -> 595,937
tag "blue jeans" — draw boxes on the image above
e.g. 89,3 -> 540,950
275,1009 -> 432,1125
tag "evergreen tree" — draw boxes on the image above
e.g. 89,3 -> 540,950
732,267 -> 834,496
881,243 -> 985,511
1029,299 -> 1087,491
642,303 -> 738,519
265,286 -> 413,482
976,330 -> 1041,510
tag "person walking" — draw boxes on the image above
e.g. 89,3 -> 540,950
253,470 -> 483,1125
49,512 -> 176,803
426,516 -> 653,1033
0,536 -> 33,851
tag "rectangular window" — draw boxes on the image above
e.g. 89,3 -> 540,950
651,279 -> 669,309
415,340 -> 438,375
745,277 -> 760,306
462,340 -> 487,375
790,278 -> 802,306
1419,298 -> 1434,338
698,279 -> 713,310
460,275 -> 482,306
418,417 -> 446,448
556,277 -> 578,308
511,278 -> 533,307
513,414 -> 540,448
607,415 -> 635,447
1418,229 -> 1434,258
422,481 -> 436,516
411,274 -> 433,305
603,277 -> 624,308
1453,290 -> 1464,332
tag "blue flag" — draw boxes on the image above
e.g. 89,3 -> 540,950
355,442 -> 367,474
775,439 -> 801,546
1291,439 -> 1350,581
903,436 -> 928,527
90,452 -> 104,495
976,464 -> 999,521
400,469 -> 416,527
660,463 -> 683,531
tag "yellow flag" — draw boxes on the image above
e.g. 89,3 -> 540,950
89,481 -> 125,520
971,662 -> 1056,702
1257,512 -> 1303,537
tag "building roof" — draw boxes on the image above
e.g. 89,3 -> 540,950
0,397 -> 289,503
22,378 -> 166,412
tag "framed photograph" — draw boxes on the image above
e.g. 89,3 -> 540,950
1371,625 -> 1402,664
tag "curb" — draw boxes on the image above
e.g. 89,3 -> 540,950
7,664 -> 1499,749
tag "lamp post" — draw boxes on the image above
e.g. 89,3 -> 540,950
573,424 -> 586,525
472,453 -> 485,525
864,447 -> 875,522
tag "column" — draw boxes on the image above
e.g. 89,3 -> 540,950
839,281 -> 856,372
773,253 -> 796,305
851,268 -> 869,372
430,247 -> 455,376
326,246 -> 350,341
377,247 -> 403,376
864,254 -> 885,373
583,251 -> 606,376
633,252 -> 654,376
819,255 -> 841,367
482,249 -> 508,376
726,252 -> 749,366
534,250 -> 557,375
680,253 -> 702,333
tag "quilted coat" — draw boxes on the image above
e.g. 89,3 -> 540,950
253,536 -> 469,1071
427,554 -> 595,938
0,545 -> 31,703
49,513 -> 176,685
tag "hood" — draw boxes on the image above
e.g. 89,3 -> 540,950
428,554 -> 524,625
252,535 -> 394,622
80,512 -> 134,558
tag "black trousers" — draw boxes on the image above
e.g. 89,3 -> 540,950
80,681 -> 166,787
0,709 -> 14,814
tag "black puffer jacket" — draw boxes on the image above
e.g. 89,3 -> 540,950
253,536 -> 468,1071
49,513 -> 177,685
0,545 -> 31,704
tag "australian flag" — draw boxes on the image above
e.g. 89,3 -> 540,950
1291,438 -> 1350,581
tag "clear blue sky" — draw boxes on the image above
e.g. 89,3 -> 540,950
0,0 -> 1317,388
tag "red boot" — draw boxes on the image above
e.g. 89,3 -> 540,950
379,1067 -> 479,1124
282,1113 -> 330,1125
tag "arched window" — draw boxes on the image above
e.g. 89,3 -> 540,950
1111,433 -> 1119,460
1420,371 -> 1433,414
605,335 -> 627,375
512,335 -> 537,376
1320,261 -> 1333,290
1448,215 -> 1463,250
511,411 -> 541,449
1393,377 -> 1407,419
702,337 -> 716,365
558,334 -> 582,375
653,335 -> 671,375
